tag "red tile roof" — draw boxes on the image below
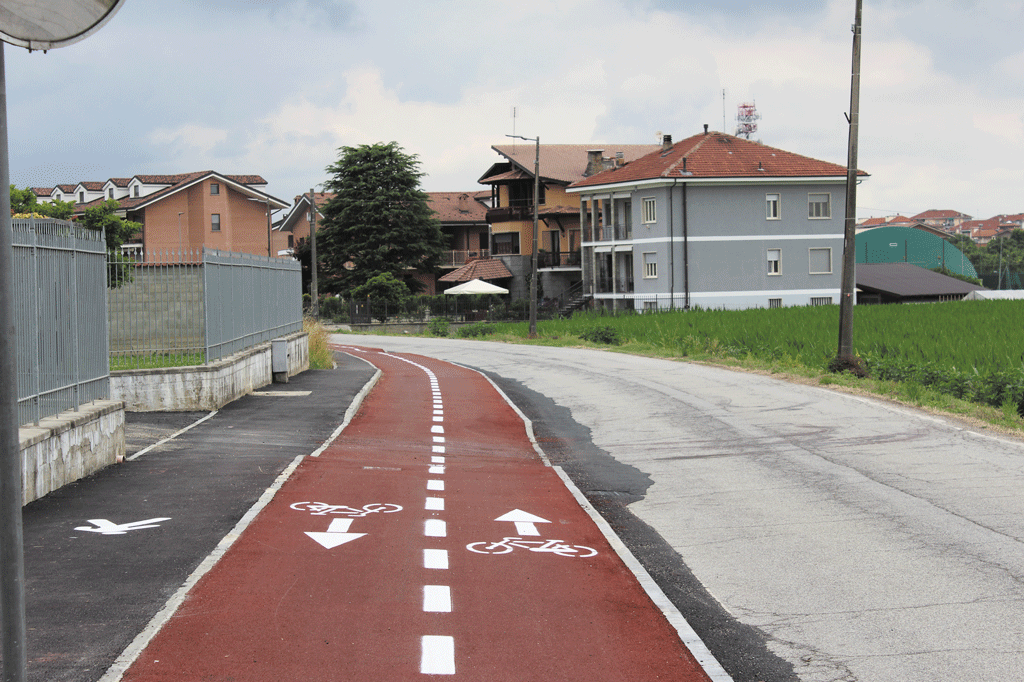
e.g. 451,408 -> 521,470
912,209 -> 971,220
490,144 -> 660,185
570,131 -> 863,188
427,192 -> 488,223
438,258 -> 513,282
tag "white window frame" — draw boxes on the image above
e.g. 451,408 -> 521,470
808,193 -> 831,219
642,197 -> 657,224
643,252 -> 658,279
808,247 -> 833,274
767,248 -> 781,276
766,193 -> 780,220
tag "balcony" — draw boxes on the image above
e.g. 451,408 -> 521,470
538,251 -> 582,269
486,204 -> 534,223
440,250 -> 490,268
595,276 -> 634,294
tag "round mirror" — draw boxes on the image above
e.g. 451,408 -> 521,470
0,0 -> 128,51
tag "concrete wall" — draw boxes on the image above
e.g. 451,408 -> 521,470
110,332 -> 309,411
18,400 -> 125,505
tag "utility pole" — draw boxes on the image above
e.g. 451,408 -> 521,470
308,188 -> 319,318
837,0 -> 863,362
506,133 -> 540,338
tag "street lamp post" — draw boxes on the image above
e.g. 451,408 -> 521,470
506,134 -> 540,338
308,188 -> 319,318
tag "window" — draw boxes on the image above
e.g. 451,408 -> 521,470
133,185 -> 139,198
766,194 -> 780,220
492,232 -> 520,255
810,297 -> 833,306
642,197 -> 657,224
808,193 -> 831,219
211,213 -> 221,232
210,183 -> 220,195
808,247 -> 832,274
768,298 -> 782,309
108,188 -> 114,199
643,252 -> 658,279
79,191 -> 85,203
767,248 -> 781,275
643,301 -> 658,312
55,193 -> 61,201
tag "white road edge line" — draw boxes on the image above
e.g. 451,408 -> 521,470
553,465 -> 733,682
98,354 -> 383,682
453,359 -> 734,682
126,410 -> 218,462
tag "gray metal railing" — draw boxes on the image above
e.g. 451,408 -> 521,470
109,248 -> 302,367
203,249 -> 302,361
12,219 -> 109,426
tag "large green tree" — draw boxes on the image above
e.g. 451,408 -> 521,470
80,199 -> 141,252
317,141 -> 444,294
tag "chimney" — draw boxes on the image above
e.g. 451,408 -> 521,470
457,193 -> 469,213
703,124 -> 709,135
661,134 -> 673,152
585,149 -> 605,177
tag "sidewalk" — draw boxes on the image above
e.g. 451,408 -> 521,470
21,353 -> 377,682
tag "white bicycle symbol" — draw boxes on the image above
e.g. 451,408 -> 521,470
466,537 -> 598,558
289,502 -> 403,517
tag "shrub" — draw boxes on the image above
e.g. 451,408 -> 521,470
457,322 -> 497,338
427,316 -> 451,337
579,325 -> 621,345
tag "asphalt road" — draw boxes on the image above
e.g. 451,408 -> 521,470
339,334 -> 1024,682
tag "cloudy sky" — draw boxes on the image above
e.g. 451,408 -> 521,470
5,0 -> 1023,220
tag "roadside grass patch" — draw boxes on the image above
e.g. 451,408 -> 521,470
305,317 -> 334,369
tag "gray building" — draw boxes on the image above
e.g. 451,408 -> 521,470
567,128 -> 867,311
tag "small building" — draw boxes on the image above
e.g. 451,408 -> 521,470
856,225 -> 978,278
856,263 -> 986,304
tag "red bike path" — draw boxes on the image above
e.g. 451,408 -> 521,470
116,345 -> 714,681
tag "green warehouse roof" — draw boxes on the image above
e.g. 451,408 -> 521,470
856,226 -> 978,279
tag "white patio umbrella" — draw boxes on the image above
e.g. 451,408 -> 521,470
444,278 -> 509,295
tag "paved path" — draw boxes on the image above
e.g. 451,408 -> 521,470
113,345 -> 716,680
22,358 -> 375,682
334,334 -> 1024,682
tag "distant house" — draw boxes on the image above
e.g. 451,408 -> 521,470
276,191 -> 333,257
37,171 -> 288,259
275,190 -> 493,294
478,143 -> 659,300
911,209 -> 972,231
567,128 -> 866,310
856,263 -> 985,304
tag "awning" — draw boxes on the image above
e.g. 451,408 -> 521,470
444,279 -> 509,295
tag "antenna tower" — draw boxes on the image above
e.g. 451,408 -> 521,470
735,101 -> 761,139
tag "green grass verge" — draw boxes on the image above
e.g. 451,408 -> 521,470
110,352 -> 205,371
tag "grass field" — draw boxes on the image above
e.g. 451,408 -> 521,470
451,300 -> 1024,430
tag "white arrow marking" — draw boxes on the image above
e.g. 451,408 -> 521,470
494,509 -> 551,537
75,518 -> 171,535
305,517 -> 367,549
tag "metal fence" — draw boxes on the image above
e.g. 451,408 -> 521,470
203,249 -> 303,361
108,248 -> 302,368
12,219 -> 109,426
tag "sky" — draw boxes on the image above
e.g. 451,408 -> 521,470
4,0 -> 1023,221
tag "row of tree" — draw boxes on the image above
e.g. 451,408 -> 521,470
948,231 -> 1024,277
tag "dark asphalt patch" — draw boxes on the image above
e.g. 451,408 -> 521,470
485,372 -> 800,682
